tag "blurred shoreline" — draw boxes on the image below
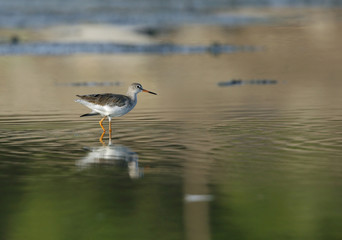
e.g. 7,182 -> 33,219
0,5 -> 341,55
0,1 -> 341,28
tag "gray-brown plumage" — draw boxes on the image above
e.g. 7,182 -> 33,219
76,93 -> 130,107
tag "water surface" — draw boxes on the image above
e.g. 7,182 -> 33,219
1,8 -> 342,240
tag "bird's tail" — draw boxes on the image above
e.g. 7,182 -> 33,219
80,112 -> 99,117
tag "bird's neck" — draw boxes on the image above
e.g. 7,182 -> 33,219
127,91 -> 138,102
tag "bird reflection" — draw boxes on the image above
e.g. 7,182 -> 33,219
76,139 -> 143,179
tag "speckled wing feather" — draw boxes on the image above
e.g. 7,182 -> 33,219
76,93 -> 129,107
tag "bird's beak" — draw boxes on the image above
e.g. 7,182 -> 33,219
142,89 -> 157,95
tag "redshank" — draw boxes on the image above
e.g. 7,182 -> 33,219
75,83 -> 157,140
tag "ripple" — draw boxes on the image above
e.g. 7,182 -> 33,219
0,113 -> 188,179
208,108 -> 342,182
0,108 -> 341,183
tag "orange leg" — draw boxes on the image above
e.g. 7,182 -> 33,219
99,116 -> 107,132
109,118 -> 112,139
99,131 -> 106,144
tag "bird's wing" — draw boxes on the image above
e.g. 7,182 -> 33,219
76,93 -> 129,107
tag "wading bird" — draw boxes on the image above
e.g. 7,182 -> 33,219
76,83 -> 157,141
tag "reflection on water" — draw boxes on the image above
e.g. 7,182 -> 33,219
184,194 -> 214,202
76,139 -> 143,179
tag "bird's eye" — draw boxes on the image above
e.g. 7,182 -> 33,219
137,85 -> 141,89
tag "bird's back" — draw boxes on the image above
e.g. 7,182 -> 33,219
76,93 -> 130,107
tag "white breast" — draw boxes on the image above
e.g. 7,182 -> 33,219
76,99 -> 134,117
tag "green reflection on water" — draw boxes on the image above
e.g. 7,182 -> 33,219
1,170 -> 184,240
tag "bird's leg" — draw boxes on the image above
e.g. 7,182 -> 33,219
108,117 -> 112,139
99,131 -> 106,144
99,116 -> 107,132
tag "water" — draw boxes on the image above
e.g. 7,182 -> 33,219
0,42 -> 257,55
0,0 -> 341,28
1,6 -> 342,240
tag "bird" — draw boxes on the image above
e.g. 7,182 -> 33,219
75,83 -> 157,140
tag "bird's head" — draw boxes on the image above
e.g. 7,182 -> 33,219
129,83 -> 157,95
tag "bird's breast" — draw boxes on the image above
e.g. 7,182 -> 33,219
107,104 -> 134,117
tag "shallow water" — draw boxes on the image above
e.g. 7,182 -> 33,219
1,8 -> 342,240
